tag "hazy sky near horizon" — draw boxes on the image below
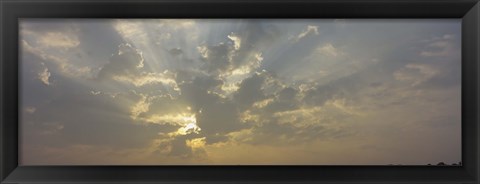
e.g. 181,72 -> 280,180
20,19 -> 461,165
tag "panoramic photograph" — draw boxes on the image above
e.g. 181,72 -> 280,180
19,19 -> 461,165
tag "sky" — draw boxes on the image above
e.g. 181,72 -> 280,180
19,19 -> 461,165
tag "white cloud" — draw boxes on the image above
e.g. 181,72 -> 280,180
22,40 -> 92,78
38,63 -> 52,86
113,71 -> 179,89
141,113 -> 197,126
186,137 -> 206,149
317,43 -> 343,57
227,33 -> 242,50
37,32 -> 80,49
114,20 -> 147,43
130,94 -> 150,119
21,24 -> 80,50
295,25 -> 319,41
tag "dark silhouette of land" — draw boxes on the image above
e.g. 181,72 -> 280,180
426,161 -> 462,166
388,162 -> 462,166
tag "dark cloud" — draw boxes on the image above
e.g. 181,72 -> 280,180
168,48 -> 183,56
204,134 -> 229,145
167,136 -> 193,157
263,101 -> 298,114
164,134 -> 204,158
233,73 -> 268,109
262,87 -> 299,113
178,75 -> 223,111
198,22 -> 282,76
199,43 -> 232,73
196,101 -> 246,135
97,44 -> 144,80
277,87 -> 296,101
176,75 -> 247,138
228,22 -> 282,67
21,90 -> 175,150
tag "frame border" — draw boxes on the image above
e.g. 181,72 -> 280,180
1,0 -> 479,183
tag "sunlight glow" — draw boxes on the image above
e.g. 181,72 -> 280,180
171,122 -> 201,136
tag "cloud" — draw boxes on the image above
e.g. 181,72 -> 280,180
178,75 -> 223,107
196,100 -> 245,136
167,136 -> 195,157
153,132 -> 207,159
197,22 -> 281,97
21,22 -> 80,50
21,40 -> 92,78
97,43 -> 145,79
20,19 -> 461,165
25,106 -> 37,114
37,32 -> 80,49
228,33 -> 242,50
394,63 -> 438,87
38,63 -> 52,86
317,43 -> 344,57
114,71 -> 178,88
113,20 -> 145,41
225,71 -> 361,146
233,72 -> 269,109
263,95 -> 299,114
119,71 -> 247,146
21,89 -> 178,152
175,75 -> 246,138
152,118 -> 206,158
295,25 -> 319,41
197,43 -> 232,73
97,44 -> 179,90
168,48 -> 183,56
40,122 -> 65,135
419,34 -> 457,57
113,19 -> 200,59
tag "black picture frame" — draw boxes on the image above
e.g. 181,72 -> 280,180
1,0 -> 479,183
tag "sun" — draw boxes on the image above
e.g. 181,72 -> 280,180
171,115 -> 202,136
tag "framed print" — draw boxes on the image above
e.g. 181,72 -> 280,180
1,0 -> 479,183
